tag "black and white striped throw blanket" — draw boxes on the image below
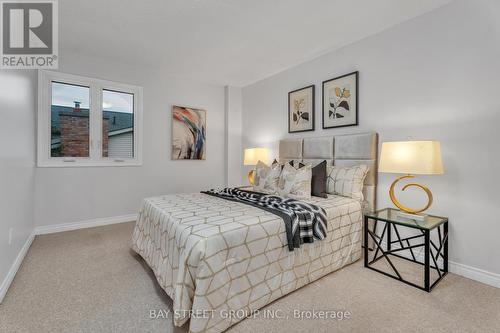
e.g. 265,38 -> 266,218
202,188 -> 327,251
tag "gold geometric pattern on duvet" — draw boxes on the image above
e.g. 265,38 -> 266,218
131,193 -> 362,333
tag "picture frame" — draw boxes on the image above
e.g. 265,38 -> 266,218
322,71 -> 358,129
288,84 -> 315,133
171,105 -> 206,160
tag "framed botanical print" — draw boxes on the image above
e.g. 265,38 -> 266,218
288,84 -> 315,133
322,71 -> 358,129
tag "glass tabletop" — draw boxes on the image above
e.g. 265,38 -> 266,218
365,208 -> 447,230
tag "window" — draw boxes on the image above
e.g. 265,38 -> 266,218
102,89 -> 134,159
38,70 -> 143,167
51,82 -> 90,158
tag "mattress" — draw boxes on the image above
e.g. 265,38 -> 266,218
131,193 -> 362,333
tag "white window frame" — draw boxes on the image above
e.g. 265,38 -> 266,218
37,70 -> 143,167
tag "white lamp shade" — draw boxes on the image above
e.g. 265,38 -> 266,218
244,148 -> 270,166
379,141 -> 444,175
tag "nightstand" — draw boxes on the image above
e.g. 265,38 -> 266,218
364,208 -> 448,292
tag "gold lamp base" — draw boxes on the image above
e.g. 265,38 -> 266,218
248,170 -> 255,185
389,175 -> 433,214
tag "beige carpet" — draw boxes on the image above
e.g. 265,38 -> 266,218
1,222 -> 499,333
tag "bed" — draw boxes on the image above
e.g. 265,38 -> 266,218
131,132 -> 378,333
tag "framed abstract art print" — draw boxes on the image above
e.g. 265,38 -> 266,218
171,105 -> 206,160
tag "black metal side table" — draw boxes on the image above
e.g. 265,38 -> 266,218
364,208 -> 448,292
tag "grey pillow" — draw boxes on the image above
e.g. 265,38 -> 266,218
311,160 -> 328,198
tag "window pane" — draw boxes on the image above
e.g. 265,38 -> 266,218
51,82 -> 90,157
102,90 -> 134,158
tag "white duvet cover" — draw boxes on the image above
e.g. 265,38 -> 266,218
131,193 -> 362,332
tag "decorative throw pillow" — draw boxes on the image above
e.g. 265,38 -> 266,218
254,160 -> 281,194
311,160 -> 328,198
288,160 -> 305,169
289,160 -> 306,169
254,160 -> 276,186
253,160 -> 266,187
278,163 -> 312,200
326,165 -> 369,201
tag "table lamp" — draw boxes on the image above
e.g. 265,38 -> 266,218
379,141 -> 444,218
243,148 -> 270,185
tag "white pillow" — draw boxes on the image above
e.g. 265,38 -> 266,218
326,165 -> 369,201
278,163 -> 312,200
254,161 -> 281,194
288,160 -> 303,169
254,160 -> 266,186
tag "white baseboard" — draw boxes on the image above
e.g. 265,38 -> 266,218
450,261 -> 500,288
0,233 -> 35,303
33,214 -> 137,235
376,240 -> 500,289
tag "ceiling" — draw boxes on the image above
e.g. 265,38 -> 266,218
60,0 -> 452,87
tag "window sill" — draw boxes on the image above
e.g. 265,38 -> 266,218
37,159 -> 143,168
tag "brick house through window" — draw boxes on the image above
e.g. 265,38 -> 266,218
51,102 -> 134,158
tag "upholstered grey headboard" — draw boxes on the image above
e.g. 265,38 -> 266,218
279,132 -> 378,212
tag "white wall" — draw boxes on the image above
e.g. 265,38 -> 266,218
242,0 -> 500,276
0,70 -> 36,294
225,86 -> 243,187
34,52 -> 228,227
